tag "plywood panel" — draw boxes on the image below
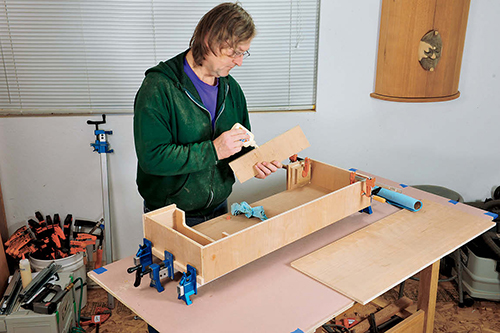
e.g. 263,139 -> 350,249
193,184 -> 331,240
143,205 -> 205,280
90,195 -> 388,333
202,181 -> 370,282
229,126 -> 310,183
145,160 -> 370,285
292,200 -> 495,305
310,160 -> 351,192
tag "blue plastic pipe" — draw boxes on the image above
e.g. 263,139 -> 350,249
374,187 -> 423,212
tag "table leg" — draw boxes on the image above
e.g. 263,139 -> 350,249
417,260 -> 440,333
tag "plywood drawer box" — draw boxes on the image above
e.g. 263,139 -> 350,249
143,160 -> 371,285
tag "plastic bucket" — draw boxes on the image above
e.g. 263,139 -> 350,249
29,252 -> 87,308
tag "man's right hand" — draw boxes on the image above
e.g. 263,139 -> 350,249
213,128 -> 250,160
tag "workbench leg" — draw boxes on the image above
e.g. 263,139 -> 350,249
417,260 -> 440,333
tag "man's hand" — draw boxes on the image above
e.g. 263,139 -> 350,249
213,128 -> 249,160
254,160 -> 283,179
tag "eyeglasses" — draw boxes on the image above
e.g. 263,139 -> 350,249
230,49 -> 250,59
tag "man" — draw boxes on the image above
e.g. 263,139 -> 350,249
134,2 -> 281,233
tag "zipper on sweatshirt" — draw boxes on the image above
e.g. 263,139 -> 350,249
183,88 -> 212,122
183,83 -> 229,139
205,188 -> 214,210
182,84 -> 228,211
212,84 -> 230,137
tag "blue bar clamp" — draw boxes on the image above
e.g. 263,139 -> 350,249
127,238 -> 198,305
177,265 -> 197,305
127,239 -> 174,292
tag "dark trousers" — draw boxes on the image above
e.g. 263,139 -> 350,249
145,200 -> 228,333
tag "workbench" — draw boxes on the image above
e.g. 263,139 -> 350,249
88,174 -> 495,333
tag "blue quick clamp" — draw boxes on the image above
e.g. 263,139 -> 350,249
87,114 -> 113,154
360,206 -> 373,214
177,265 -> 197,305
128,239 -> 175,294
91,129 -> 114,154
128,238 -> 154,287
135,238 -> 153,269
149,251 -> 175,293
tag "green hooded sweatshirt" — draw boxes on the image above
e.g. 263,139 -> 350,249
134,50 -> 251,215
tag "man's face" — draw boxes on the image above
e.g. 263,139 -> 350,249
204,40 -> 252,78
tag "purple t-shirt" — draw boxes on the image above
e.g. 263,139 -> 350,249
184,58 -> 219,128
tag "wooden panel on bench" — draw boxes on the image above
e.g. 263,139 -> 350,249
291,200 -> 495,304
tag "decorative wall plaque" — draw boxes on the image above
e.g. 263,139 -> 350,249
370,0 -> 471,102
418,30 -> 442,72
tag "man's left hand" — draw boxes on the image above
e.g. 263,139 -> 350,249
254,161 -> 283,179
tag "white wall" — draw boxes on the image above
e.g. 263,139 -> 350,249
1,0 -> 499,260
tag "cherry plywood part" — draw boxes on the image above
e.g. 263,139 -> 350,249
229,125 -> 310,183
291,200 -> 495,305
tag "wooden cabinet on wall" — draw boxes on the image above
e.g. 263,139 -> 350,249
370,0 -> 471,102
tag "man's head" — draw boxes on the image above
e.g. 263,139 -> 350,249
190,2 -> 256,67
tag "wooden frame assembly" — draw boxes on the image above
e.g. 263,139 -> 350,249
143,160 -> 371,285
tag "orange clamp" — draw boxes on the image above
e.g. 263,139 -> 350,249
350,171 -> 356,184
302,157 -> 311,178
365,177 -> 376,197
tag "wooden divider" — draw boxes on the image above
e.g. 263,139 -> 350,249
310,160 -> 352,191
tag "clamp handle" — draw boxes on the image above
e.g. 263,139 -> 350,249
87,114 -> 107,129
127,264 -> 144,287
